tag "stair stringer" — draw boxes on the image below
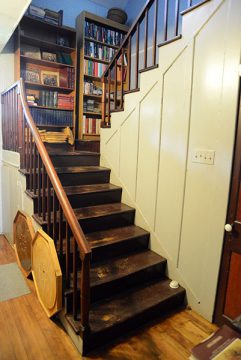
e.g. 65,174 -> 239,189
100,0 -> 241,321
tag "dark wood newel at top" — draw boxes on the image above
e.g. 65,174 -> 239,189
1,79 -> 91,329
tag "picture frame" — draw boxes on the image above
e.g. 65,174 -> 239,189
21,44 -> 41,60
41,51 -> 57,62
25,69 -> 40,83
41,70 -> 59,87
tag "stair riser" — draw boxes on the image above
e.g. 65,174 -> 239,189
39,210 -> 135,234
65,262 -> 167,310
25,170 -> 111,189
91,235 -> 150,263
50,154 -> 100,167
83,292 -> 186,355
31,189 -> 122,212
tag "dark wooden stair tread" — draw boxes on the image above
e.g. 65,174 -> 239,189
34,203 -> 135,225
20,165 -> 110,175
88,278 -> 185,334
48,150 -> 100,156
86,225 -> 149,249
89,250 -> 166,287
27,183 -> 121,197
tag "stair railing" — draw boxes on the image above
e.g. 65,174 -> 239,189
101,0 -> 210,126
1,79 -> 91,330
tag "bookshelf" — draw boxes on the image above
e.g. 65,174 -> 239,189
76,11 -> 128,140
14,14 -> 76,140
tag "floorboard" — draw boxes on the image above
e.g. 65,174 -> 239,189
0,235 -> 217,360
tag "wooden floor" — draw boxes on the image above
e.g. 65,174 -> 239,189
0,235 -> 217,360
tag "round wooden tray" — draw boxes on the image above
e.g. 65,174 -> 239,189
32,229 -> 62,317
13,210 -> 35,277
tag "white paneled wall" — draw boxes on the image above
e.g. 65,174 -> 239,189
101,0 -> 241,320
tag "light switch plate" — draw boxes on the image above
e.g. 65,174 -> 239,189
192,149 -> 215,165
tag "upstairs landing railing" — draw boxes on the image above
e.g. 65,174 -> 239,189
101,0 -> 210,126
1,79 -> 91,331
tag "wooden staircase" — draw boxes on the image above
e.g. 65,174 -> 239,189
25,143 -> 185,353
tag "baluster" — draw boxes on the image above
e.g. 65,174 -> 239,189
128,37 -> 132,90
33,143 -> 37,194
47,175 -> 51,235
58,206 -> 63,258
6,92 -> 9,150
81,254 -> 90,328
144,8 -> 149,69
73,240 -> 78,320
9,90 -> 13,151
14,88 -> 18,152
26,126 -> 30,172
29,132 -> 33,192
135,23 -> 140,90
107,71 -> 111,125
152,0 -> 158,66
42,164 -> 46,221
187,0 -> 192,7
114,59 -> 117,109
174,0 -> 180,36
37,153 -> 41,217
163,0 -> 168,42
120,49 -> 124,108
22,116 -> 26,169
2,94 -> 5,150
101,78 -> 106,125
53,192 -> 57,244
65,223 -> 70,288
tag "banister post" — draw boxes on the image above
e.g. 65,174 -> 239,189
80,253 -> 91,329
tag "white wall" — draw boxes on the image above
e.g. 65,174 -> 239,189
100,0 -> 241,321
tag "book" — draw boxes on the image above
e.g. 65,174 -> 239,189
190,325 -> 241,360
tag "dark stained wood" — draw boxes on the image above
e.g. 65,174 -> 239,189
135,23 -> 140,90
144,8 -> 149,69
107,71 -> 111,125
114,59 -> 117,109
120,48 -> 124,108
224,252 -> 241,318
174,0 -> 180,36
152,0 -> 158,66
163,0 -> 168,41
128,36 -> 131,91
214,86 -> 241,325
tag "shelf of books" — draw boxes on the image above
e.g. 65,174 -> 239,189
76,11 -> 129,140
15,8 -> 77,142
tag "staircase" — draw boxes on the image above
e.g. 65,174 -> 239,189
24,143 -> 185,353
0,0 -> 215,354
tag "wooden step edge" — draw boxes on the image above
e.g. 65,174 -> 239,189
49,151 -> 100,157
21,166 -> 111,176
33,203 -> 135,226
25,184 -> 122,199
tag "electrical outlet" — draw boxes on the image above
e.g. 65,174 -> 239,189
192,149 -> 215,165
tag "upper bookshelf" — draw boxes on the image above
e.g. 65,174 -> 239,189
15,14 -> 76,135
75,11 -> 129,140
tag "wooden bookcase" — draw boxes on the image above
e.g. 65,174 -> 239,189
76,11 -> 128,140
14,15 -> 76,138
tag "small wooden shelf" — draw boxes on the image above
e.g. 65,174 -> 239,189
84,94 -> 102,100
85,37 -> 119,49
25,81 -> 74,93
21,15 -> 75,34
83,133 -> 100,137
83,111 -> 102,117
84,55 -> 111,65
28,105 -> 73,111
20,35 -> 75,54
20,55 -> 74,69
36,124 -> 73,128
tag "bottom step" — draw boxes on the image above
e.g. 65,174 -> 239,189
66,278 -> 185,354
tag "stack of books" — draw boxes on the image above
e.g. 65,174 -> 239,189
84,60 -> 107,77
84,81 -> 102,96
59,68 -> 75,88
190,325 -> 241,359
44,9 -> 63,26
27,94 -> 38,106
57,94 -> 74,110
82,116 -> 101,135
85,21 -> 124,46
38,129 -> 68,143
85,42 -> 115,62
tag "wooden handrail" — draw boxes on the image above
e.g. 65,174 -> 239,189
18,79 -> 91,260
